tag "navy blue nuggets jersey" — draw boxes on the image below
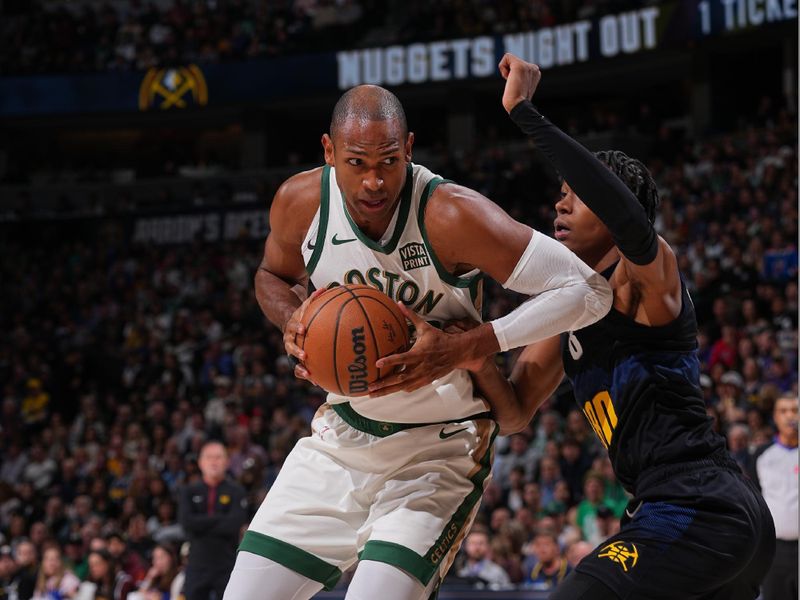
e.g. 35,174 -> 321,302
561,262 -> 725,494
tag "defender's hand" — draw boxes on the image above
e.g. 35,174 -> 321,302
369,304 -> 473,397
282,288 -> 325,382
498,53 -> 542,114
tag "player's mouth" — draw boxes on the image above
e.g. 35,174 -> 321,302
359,196 -> 389,212
554,219 -> 571,240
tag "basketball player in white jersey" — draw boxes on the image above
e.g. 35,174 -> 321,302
223,85 -> 612,600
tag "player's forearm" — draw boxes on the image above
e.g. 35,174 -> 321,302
469,361 -> 527,434
509,100 -> 657,265
488,231 -> 613,352
254,267 -> 302,333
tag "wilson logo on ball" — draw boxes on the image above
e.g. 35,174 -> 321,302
298,285 -> 410,397
348,327 -> 369,394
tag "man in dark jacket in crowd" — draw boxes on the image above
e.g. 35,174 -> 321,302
179,441 -> 247,600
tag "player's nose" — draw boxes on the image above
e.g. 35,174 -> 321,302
362,170 -> 384,192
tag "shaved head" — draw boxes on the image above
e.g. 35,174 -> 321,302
330,85 -> 408,141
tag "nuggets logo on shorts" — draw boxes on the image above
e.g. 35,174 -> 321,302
598,540 -> 639,572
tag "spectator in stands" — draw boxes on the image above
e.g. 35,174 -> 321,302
564,540 -> 593,568
13,539 -> 37,600
574,472 -> 619,546
105,532 -> 146,585
134,543 -> 183,600
456,527 -> 511,586
536,457 -> 561,508
727,423 -> 752,472
522,529 -> 571,590
32,544 -> 80,600
76,550 -> 134,600
558,437 -> 591,502
0,545 -> 18,600
493,432 -> 537,484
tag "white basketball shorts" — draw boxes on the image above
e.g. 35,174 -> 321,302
239,402 -> 498,590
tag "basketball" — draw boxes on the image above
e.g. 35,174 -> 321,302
298,284 -> 411,396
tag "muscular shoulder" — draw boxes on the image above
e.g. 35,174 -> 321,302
270,167 -> 325,245
424,183 -> 495,232
423,182 -> 532,280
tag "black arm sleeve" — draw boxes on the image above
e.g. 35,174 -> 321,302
509,100 -> 658,265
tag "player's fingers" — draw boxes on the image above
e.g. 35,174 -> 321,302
368,371 -> 406,394
395,301 -> 425,328
284,319 -> 305,337
498,55 -> 511,78
294,364 -> 311,381
284,340 -> 306,361
368,374 -> 421,396
369,372 -> 432,396
375,349 -> 414,371
296,365 -> 319,386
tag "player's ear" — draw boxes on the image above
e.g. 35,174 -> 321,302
321,134 -> 335,166
405,131 -> 414,162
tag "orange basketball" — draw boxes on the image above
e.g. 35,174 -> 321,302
298,284 -> 411,396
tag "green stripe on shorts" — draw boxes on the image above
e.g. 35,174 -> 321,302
359,540 -> 431,583
239,530 -> 342,590
359,422 -> 499,586
424,424 -> 499,571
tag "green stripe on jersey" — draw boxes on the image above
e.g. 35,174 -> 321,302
306,165 -> 330,277
417,178 -> 482,289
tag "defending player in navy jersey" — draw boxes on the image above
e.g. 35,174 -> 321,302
461,54 -> 776,599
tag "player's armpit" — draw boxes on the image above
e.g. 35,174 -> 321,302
615,237 -> 682,327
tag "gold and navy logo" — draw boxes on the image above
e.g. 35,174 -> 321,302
399,242 -> 430,271
139,65 -> 208,111
219,494 -> 231,505
598,541 -> 639,572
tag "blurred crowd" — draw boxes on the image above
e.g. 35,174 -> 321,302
0,101 -> 797,596
1,0 -> 655,76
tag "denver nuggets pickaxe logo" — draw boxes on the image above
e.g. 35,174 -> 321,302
598,540 -> 639,572
139,65 -> 208,110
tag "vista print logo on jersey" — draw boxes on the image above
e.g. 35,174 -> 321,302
399,242 -> 431,271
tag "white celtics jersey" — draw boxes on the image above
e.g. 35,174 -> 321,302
300,163 -> 489,424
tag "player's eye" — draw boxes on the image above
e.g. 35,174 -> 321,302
347,158 -> 362,166
559,191 -> 567,199
382,157 -> 398,165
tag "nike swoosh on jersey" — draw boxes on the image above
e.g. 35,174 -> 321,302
625,500 -> 644,519
307,239 -> 316,250
332,234 -> 357,245
439,426 -> 468,439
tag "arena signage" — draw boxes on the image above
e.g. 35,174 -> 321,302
131,208 -> 268,244
336,0 -> 796,89
0,0 -> 795,117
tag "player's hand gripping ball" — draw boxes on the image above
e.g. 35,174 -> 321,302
297,285 -> 410,396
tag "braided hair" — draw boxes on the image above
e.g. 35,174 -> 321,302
593,150 -> 660,225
